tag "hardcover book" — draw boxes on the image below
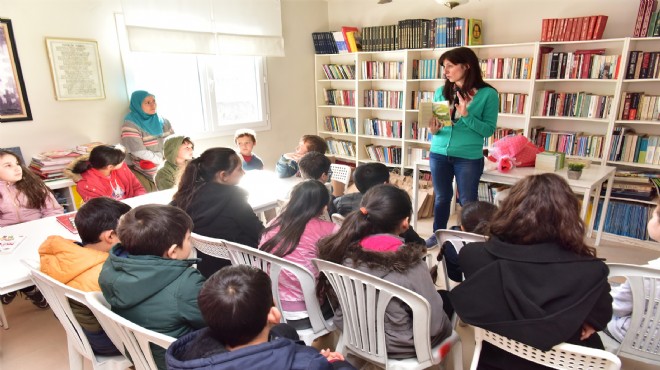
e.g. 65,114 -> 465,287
418,101 -> 451,128
56,213 -> 78,234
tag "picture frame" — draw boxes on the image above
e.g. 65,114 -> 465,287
45,37 -> 105,101
0,18 -> 32,122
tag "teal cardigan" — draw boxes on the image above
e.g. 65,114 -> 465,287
431,86 -> 498,159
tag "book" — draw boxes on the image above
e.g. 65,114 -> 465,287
332,32 -> 348,53
341,26 -> 360,52
56,213 -> 78,234
467,19 -> 483,45
0,234 -> 27,254
418,101 -> 451,128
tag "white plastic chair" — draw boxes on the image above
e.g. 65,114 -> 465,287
222,239 -> 336,345
432,229 -> 487,290
599,263 -> 660,365
313,258 -> 463,370
471,327 -> 621,370
85,291 -> 175,370
23,260 -> 132,370
331,213 -> 345,226
190,232 -> 231,260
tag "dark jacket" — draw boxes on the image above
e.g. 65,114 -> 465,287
450,237 -> 612,370
166,328 -> 333,370
99,245 -> 206,370
334,240 -> 452,358
175,182 -> 264,277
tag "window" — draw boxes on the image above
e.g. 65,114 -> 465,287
116,17 -> 270,139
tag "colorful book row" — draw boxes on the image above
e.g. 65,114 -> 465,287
326,139 -> 356,157
498,93 -> 527,115
625,51 -> 660,80
619,93 -> 660,121
321,64 -> 356,80
538,50 -> 620,80
532,130 -> 605,159
540,15 -> 608,42
322,88 -> 355,107
323,116 -> 356,134
535,91 -> 613,119
410,122 -> 433,142
609,128 -> 660,165
363,119 -> 403,138
411,59 -> 443,80
360,61 -> 403,80
410,90 -> 434,110
478,57 -> 534,80
363,90 -> 404,109
364,144 -> 402,164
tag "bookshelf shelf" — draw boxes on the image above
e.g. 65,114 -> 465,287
535,79 -> 617,83
607,160 -> 660,169
614,120 -> 660,125
530,116 -> 610,123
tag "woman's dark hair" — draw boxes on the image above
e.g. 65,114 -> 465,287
0,150 -> 55,209
439,47 -> 492,101
489,173 -> 596,257
116,204 -> 193,256
460,201 -> 498,235
172,147 -> 242,211
198,265 -> 273,347
75,197 -> 132,245
72,145 -> 125,174
317,184 -> 412,265
260,180 -> 330,257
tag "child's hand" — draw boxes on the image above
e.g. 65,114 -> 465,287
283,152 -> 304,161
580,322 -> 596,340
320,348 -> 345,362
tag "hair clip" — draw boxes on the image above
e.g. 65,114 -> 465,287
360,207 -> 368,215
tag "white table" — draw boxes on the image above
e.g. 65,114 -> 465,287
411,160 -> 615,247
0,170 -> 298,329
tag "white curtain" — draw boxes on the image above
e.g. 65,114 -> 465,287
120,0 -> 284,56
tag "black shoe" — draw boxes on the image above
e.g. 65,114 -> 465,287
1,292 -> 17,305
22,287 -> 49,309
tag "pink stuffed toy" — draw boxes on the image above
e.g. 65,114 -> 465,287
487,135 -> 544,172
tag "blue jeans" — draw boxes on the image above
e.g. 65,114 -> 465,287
429,152 -> 484,231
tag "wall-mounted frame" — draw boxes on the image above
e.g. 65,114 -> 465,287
45,37 -> 105,101
0,18 -> 32,122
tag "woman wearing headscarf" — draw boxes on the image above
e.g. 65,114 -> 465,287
120,90 -> 175,192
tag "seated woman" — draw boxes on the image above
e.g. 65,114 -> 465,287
317,184 -> 452,359
66,145 -> 146,202
450,173 -> 612,370
259,180 -> 338,319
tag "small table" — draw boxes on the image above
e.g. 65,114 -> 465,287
411,161 -> 615,247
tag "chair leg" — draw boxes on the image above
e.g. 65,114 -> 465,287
67,339 -> 84,370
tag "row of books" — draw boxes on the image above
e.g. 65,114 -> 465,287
619,92 -> 660,121
312,32 -> 340,55
326,139 -> 357,158
477,182 -> 496,204
535,91 -> 613,119
538,49 -> 620,80
625,51 -> 660,80
609,128 -> 660,165
633,0 -> 659,37
323,116 -> 356,134
479,57 -> 534,80
364,144 -> 402,165
608,170 -> 657,201
594,199 -> 652,239
360,61 -> 403,80
540,15 -> 608,42
363,119 -> 403,139
322,88 -> 355,107
409,122 -> 433,142
410,90 -> 434,109
498,93 -> 527,115
485,128 -> 523,147
363,90 -> 404,109
407,147 -> 431,165
321,64 -> 356,80
29,142 -> 103,181
428,17 -> 483,49
411,59 -> 443,80
532,129 -> 605,159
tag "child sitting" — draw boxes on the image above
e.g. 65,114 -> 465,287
155,136 -> 194,190
166,265 -> 354,370
0,149 -> 63,307
235,128 -> 264,171
317,184 -> 452,359
99,204 -> 206,370
259,180 -> 338,316
298,151 -> 335,216
332,163 -> 424,245
276,135 -> 328,178
67,145 -> 146,202
39,197 -> 131,356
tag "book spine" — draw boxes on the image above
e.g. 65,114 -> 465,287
641,0 -> 658,37
634,0 -> 649,37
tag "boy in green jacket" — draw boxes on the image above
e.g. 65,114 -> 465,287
98,204 -> 205,370
155,136 -> 194,190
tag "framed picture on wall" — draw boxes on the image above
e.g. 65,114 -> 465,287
45,37 -> 105,101
0,18 -> 32,122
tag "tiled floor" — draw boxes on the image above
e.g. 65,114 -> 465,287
1,217 -> 659,370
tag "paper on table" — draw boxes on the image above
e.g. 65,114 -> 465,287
0,234 -> 27,254
418,101 -> 452,128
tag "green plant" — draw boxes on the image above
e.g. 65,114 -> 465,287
568,163 -> 585,171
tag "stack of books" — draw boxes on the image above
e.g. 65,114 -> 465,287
29,150 -> 81,181
540,15 -> 608,42
535,151 -> 565,171
605,170 -> 658,201
633,0 -> 660,37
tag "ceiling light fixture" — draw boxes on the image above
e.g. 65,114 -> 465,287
436,0 -> 470,9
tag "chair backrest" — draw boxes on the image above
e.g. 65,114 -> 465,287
85,291 -> 175,370
433,229 -> 487,289
471,327 -> 621,370
23,260 -> 105,363
190,232 -> 231,260
606,263 -> 660,365
222,239 -> 335,343
331,213 -> 345,226
330,164 -> 351,187
313,258 -> 436,369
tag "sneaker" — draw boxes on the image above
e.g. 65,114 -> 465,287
22,287 -> 49,309
1,292 -> 17,305
425,234 -> 438,248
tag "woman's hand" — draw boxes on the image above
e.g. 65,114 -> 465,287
428,116 -> 442,135
455,91 -> 469,118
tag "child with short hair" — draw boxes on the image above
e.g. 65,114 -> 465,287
67,145 -> 146,202
276,135 -> 328,178
99,204 -> 206,370
39,197 -> 131,356
155,135 -> 194,190
298,151 -> 334,216
317,184 -> 452,359
235,128 -> 264,171
166,265 -> 353,370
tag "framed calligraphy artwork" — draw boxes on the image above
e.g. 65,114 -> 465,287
46,37 -> 105,100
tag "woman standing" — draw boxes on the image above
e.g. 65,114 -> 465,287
427,47 -> 498,245
121,90 -> 174,192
